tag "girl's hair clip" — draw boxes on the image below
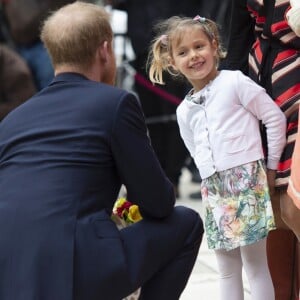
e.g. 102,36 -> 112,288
159,34 -> 168,47
193,15 -> 206,23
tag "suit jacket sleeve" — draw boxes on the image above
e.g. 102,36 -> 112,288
111,92 -> 175,219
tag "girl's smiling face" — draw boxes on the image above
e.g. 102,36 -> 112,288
170,27 -> 218,92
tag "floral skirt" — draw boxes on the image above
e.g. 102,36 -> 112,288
201,159 -> 276,251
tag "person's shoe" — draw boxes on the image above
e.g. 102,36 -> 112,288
189,191 -> 202,200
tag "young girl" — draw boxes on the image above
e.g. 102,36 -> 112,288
147,15 -> 287,300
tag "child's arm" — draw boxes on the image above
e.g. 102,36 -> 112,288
246,92 -> 286,170
237,71 -> 286,196
176,109 -> 195,158
236,72 -> 286,171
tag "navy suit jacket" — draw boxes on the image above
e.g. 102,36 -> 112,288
0,73 -> 175,300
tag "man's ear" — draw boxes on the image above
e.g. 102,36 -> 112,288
97,41 -> 109,62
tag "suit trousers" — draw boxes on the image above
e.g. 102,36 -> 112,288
117,206 -> 204,300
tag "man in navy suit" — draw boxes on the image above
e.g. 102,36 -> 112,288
0,2 -> 203,300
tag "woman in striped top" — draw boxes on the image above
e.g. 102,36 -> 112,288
224,0 -> 300,299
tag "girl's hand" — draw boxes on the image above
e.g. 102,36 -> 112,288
267,169 -> 277,197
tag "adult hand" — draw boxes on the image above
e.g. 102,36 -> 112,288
286,0 -> 300,37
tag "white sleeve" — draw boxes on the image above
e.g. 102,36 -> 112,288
176,105 -> 195,158
242,88 -> 287,170
235,71 -> 286,169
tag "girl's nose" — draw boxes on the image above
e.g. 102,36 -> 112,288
190,49 -> 198,59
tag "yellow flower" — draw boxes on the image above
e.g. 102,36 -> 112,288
114,197 -> 126,209
128,205 -> 142,223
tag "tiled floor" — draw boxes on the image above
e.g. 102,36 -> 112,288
177,168 -> 251,300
